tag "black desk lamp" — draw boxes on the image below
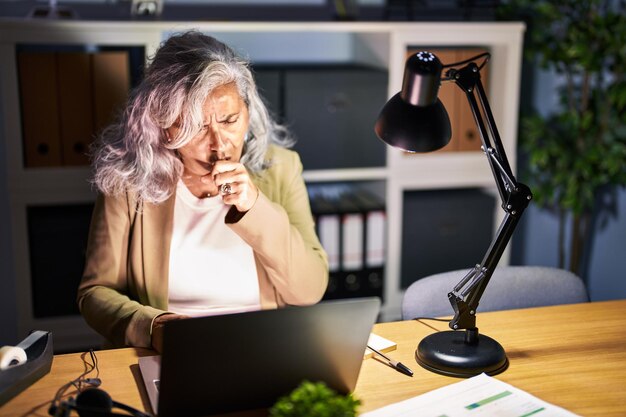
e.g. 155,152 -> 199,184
375,51 -> 532,378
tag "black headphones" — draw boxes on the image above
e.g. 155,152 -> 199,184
48,386 -> 152,417
48,350 -> 152,417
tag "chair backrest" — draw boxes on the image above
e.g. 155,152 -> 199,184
401,266 -> 589,320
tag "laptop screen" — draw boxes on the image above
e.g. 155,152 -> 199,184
143,297 -> 380,417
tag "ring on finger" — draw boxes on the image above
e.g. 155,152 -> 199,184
220,183 -> 233,195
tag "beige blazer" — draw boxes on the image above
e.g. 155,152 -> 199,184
77,145 -> 329,348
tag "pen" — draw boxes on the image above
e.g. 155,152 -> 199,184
367,345 -> 413,377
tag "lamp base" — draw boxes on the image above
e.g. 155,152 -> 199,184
415,330 -> 508,378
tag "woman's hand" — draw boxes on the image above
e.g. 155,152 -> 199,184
205,160 -> 259,212
151,313 -> 190,353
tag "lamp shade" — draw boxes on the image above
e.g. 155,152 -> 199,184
374,51 -> 452,153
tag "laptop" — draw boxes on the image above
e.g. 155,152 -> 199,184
138,297 -> 380,417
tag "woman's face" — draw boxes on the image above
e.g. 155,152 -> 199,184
170,82 -> 250,176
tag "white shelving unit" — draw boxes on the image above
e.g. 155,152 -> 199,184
0,20 -> 524,351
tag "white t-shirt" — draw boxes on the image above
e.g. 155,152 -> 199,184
167,180 -> 260,317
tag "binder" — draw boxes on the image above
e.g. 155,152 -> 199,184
308,188 -> 342,298
57,52 -> 94,166
347,187 -> 386,300
308,187 -> 341,272
17,52 -> 62,167
92,51 -> 130,134
308,184 -> 385,301
17,49 -> 133,168
338,191 -> 364,272
337,191 -> 365,297
350,188 -> 386,268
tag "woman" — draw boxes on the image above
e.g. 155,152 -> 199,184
77,31 -> 329,351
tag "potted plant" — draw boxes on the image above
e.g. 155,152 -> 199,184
269,381 -> 360,417
499,0 -> 626,276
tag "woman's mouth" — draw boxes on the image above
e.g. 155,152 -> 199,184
202,154 -> 231,172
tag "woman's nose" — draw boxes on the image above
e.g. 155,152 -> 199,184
207,125 -> 225,151
206,125 -> 229,160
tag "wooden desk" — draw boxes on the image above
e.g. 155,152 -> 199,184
357,299 -> 626,416
1,300 -> 625,417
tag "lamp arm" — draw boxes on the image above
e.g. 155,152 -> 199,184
446,63 -> 532,333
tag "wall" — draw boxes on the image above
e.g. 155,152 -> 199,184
0,92 -> 18,346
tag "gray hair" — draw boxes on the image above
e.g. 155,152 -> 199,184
91,30 -> 293,204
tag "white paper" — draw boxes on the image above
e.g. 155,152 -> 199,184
360,373 -> 580,417
364,333 -> 396,359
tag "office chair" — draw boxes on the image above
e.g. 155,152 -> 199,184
401,266 -> 589,320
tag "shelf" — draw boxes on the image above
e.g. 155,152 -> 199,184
303,168 -> 388,183
0,20 -> 525,348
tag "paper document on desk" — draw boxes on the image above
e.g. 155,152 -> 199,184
364,333 -> 397,359
361,373 -> 580,417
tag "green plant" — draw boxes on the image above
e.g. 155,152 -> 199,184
269,381 -> 361,417
499,0 -> 626,275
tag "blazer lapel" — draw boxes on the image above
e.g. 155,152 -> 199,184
141,192 -> 175,310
